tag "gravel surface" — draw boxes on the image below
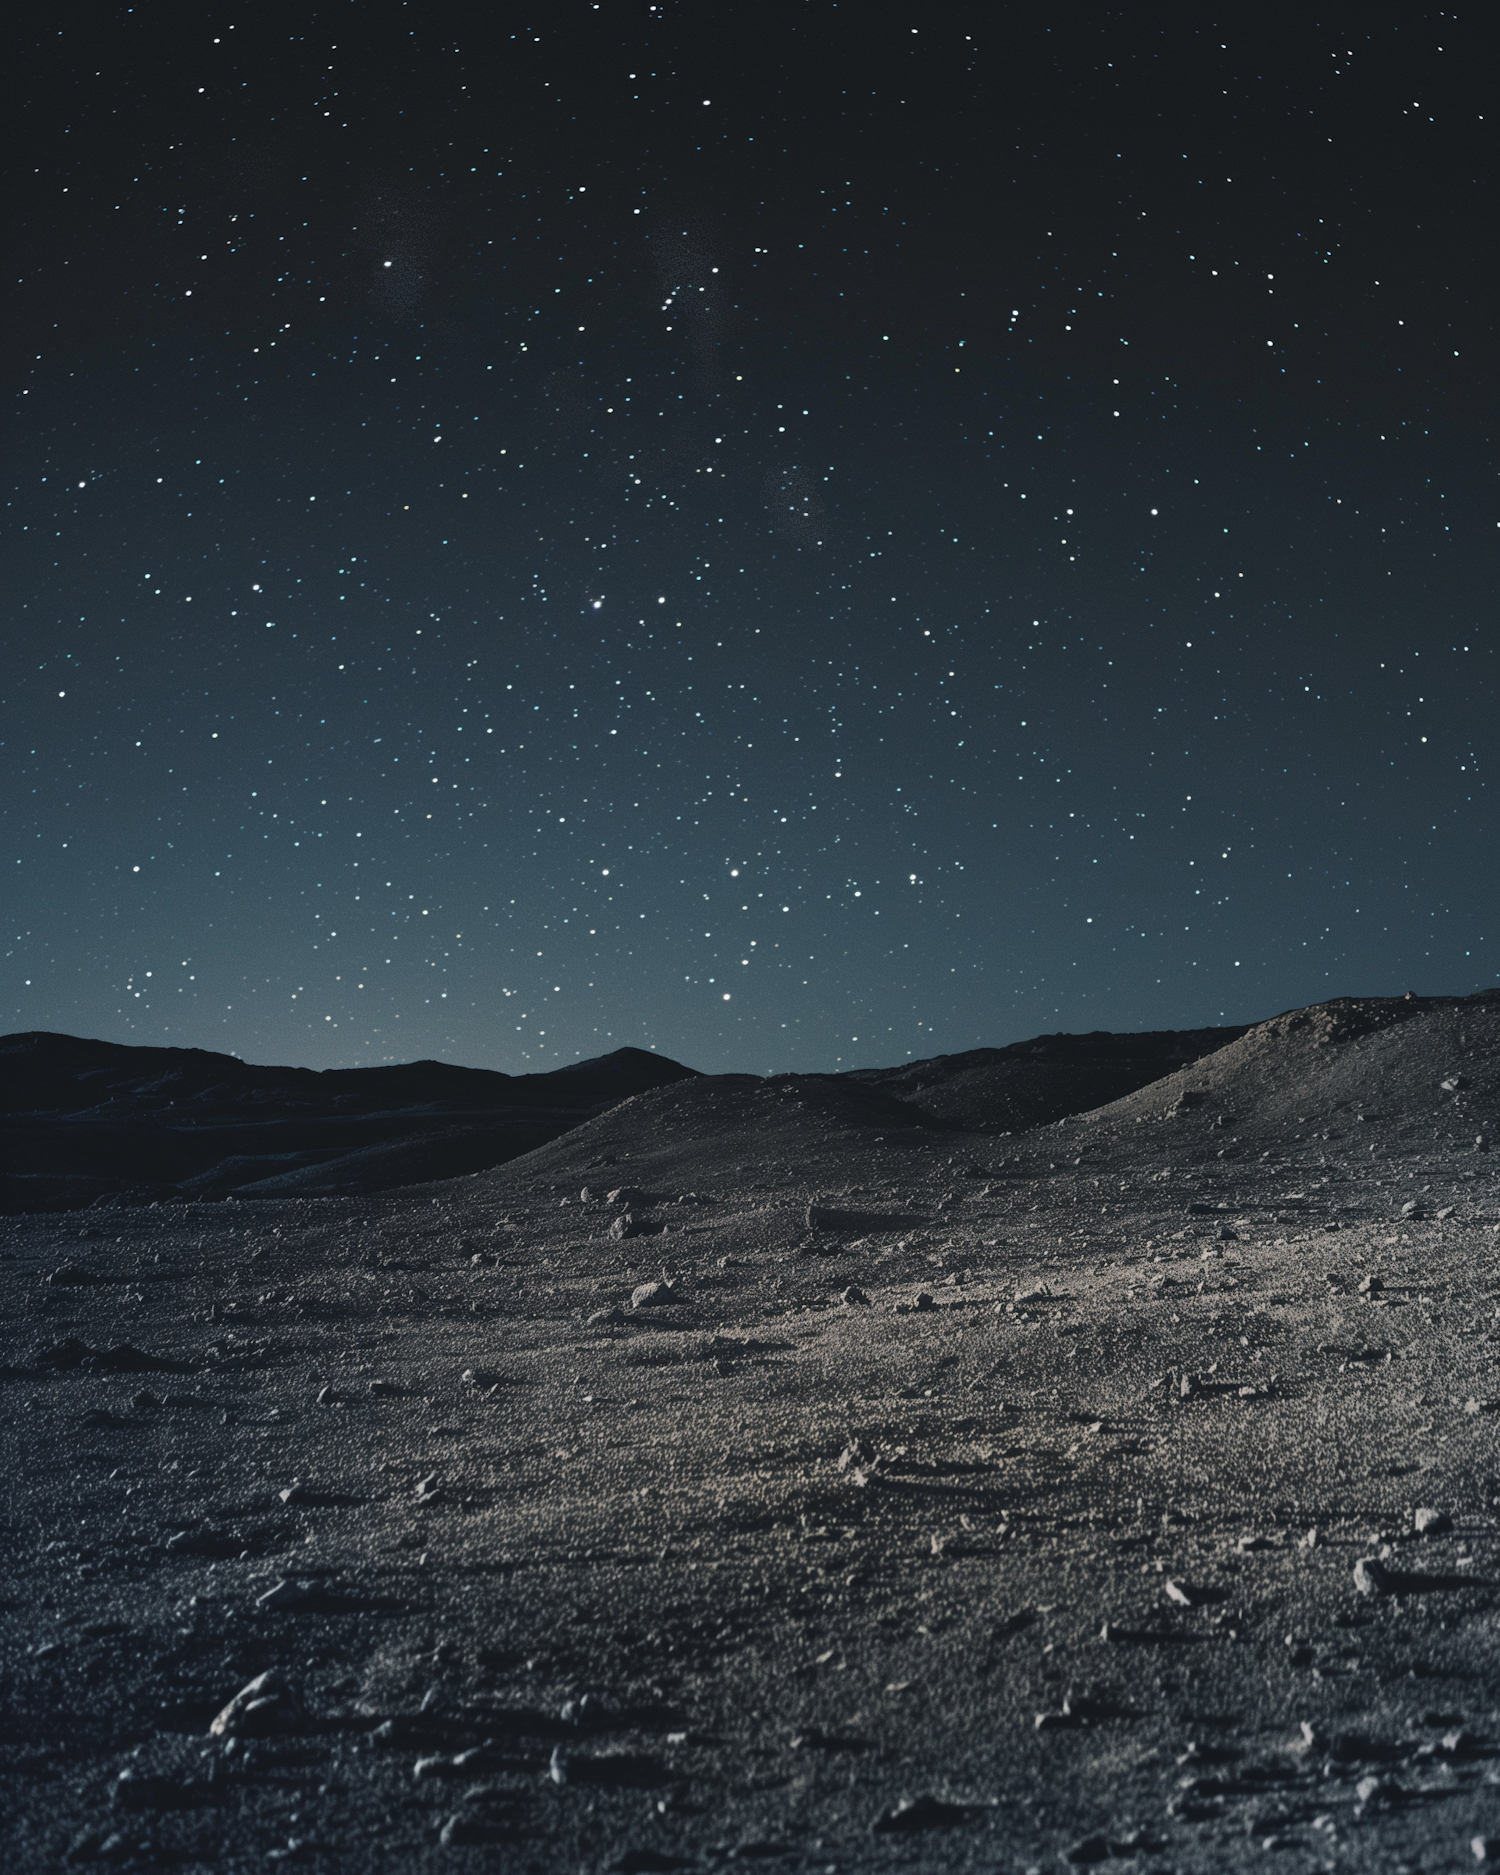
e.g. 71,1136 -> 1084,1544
4,991 -> 1500,1871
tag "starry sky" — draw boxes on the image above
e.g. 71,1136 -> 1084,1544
6,4 -> 1497,1073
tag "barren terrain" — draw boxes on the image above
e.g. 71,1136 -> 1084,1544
5,992 -> 1500,1872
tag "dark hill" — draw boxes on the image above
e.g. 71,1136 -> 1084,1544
844,1023 -> 1249,1132
1071,988 -> 1500,1152
0,1032 -> 696,1213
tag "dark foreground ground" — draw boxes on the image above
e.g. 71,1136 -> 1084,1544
5,992 -> 1500,1873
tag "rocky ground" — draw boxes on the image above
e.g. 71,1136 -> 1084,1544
4,991 -> 1500,1873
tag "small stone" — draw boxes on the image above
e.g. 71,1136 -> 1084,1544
279,1482 -> 309,1504
1473,1835 -> 1495,1862
588,1305 -> 627,1326
255,1578 -> 319,1611
913,1291 -> 936,1312
130,1390 -> 161,1411
549,1744 -> 570,1786
630,1280 -> 676,1309
606,1187 -> 648,1209
439,1814 -> 488,1847
368,1378 -> 402,1397
841,1285 -> 871,1306
1063,1834 -> 1112,1866
1437,1205 -> 1456,1220
413,1754 -> 449,1780
1163,1578 -> 1199,1607
112,1769 -> 188,1811
1401,1199 -> 1424,1218
1353,1555 -> 1395,1596
1413,1507 -> 1452,1535
414,1472 -> 440,1500
1354,1771 -> 1399,1810
871,1793 -> 970,1833
1358,1273 -> 1384,1296
208,1669 -> 297,1738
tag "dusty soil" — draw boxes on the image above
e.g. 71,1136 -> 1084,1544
5,991 -> 1500,1872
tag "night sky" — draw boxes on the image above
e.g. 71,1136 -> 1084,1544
7,5 -> 1496,1074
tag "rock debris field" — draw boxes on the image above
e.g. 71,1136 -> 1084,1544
4,990 -> 1500,1873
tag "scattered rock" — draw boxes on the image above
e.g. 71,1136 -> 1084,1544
33,1337 -> 186,1374
112,1769 -> 197,1811
1414,1506 -> 1453,1535
841,1284 -> 871,1306
912,1291 -> 936,1312
610,1212 -> 643,1241
414,1472 -> 440,1501
1401,1199 -> 1425,1219
606,1187 -> 648,1209
208,1669 -> 298,1738
439,1814 -> 492,1847
871,1793 -> 972,1833
630,1280 -> 677,1309
1354,1770 -> 1400,1812
1354,1556 -> 1395,1596
1359,1273 -> 1384,1296
255,1577 -> 323,1611
1164,1578 -> 1204,1607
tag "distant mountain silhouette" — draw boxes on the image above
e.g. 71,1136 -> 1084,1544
0,1032 -> 698,1213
